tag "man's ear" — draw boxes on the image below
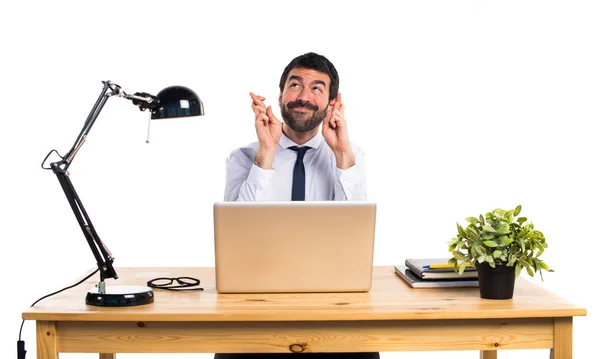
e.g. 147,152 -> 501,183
278,93 -> 283,106
328,97 -> 337,109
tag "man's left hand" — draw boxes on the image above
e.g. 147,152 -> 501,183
322,93 -> 355,169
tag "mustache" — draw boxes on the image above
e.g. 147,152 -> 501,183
287,101 -> 318,111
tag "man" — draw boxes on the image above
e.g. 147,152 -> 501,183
224,52 -> 367,202
219,53 -> 377,359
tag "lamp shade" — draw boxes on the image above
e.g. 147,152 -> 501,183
151,85 -> 204,119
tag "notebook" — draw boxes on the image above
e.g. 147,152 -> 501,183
213,201 -> 377,293
404,258 -> 478,280
394,265 -> 479,288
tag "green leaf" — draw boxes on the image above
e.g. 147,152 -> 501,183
452,251 -> 466,260
506,212 -> 514,223
499,235 -> 513,246
535,247 -> 545,258
495,222 -> 510,235
457,223 -> 466,238
482,233 -> 496,240
514,205 -> 522,216
458,262 -> 467,275
526,266 -> 534,277
483,241 -> 499,247
538,260 -> 550,271
475,246 -> 484,256
483,225 -> 496,232
467,226 -> 478,236
466,217 -> 479,224
493,208 -> 506,218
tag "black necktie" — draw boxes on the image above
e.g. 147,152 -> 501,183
288,146 -> 311,201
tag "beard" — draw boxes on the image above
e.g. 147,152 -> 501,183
280,100 -> 328,133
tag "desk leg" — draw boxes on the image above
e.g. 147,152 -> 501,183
36,321 -> 57,359
551,317 -> 573,359
480,350 -> 497,359
100,354 -> 116,359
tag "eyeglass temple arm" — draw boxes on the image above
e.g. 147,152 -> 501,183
40,81 -> 157,290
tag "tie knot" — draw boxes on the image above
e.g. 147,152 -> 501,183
288,146 -> 310,160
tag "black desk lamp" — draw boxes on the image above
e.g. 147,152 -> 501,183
41,80 -> 204,306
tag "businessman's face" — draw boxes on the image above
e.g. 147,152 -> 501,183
279,68 -> 331,133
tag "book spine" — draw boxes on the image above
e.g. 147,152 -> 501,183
404,260 -> 425,278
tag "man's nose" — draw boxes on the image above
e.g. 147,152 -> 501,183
297,87 -> 312,102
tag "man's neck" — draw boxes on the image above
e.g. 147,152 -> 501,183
282,125 -> 319,145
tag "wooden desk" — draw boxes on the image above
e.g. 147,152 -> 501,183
22,266 -> 586,359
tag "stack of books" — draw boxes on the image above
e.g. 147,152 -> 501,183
394,258 -> 479,288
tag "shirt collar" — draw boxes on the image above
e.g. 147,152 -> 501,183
279,131 -> 324,150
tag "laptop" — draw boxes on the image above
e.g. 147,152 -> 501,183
213,201 -> 377,293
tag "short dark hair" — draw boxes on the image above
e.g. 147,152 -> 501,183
279,52 -> 339,102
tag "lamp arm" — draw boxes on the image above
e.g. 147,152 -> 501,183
62,81 -> 115,170
60,82 -> 158,170
41,80 -> 155,289
50,163 -> 118,283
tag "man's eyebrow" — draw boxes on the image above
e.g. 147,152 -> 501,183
313,80 -> 326,88
288,76 -> 327,88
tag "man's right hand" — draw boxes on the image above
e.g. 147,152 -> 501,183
250,92 -> 282,169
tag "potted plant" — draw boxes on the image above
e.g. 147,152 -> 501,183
448,205 -> 552,299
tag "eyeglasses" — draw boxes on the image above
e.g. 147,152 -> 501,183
146,276 -> 204,291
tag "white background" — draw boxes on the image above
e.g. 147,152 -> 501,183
1,1 -> 598,358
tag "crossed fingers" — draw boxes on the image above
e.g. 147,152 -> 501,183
326,93 -> 345,129
250,92 -> 269,123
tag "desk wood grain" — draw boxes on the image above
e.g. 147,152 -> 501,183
23,266 -> 586,322
23,267 -> 586,358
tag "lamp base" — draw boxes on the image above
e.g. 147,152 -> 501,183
86,285 -> 154,307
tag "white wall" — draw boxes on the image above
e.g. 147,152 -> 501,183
1,1 -> 598,358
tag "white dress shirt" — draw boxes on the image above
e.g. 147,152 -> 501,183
224,132 -> 367,201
